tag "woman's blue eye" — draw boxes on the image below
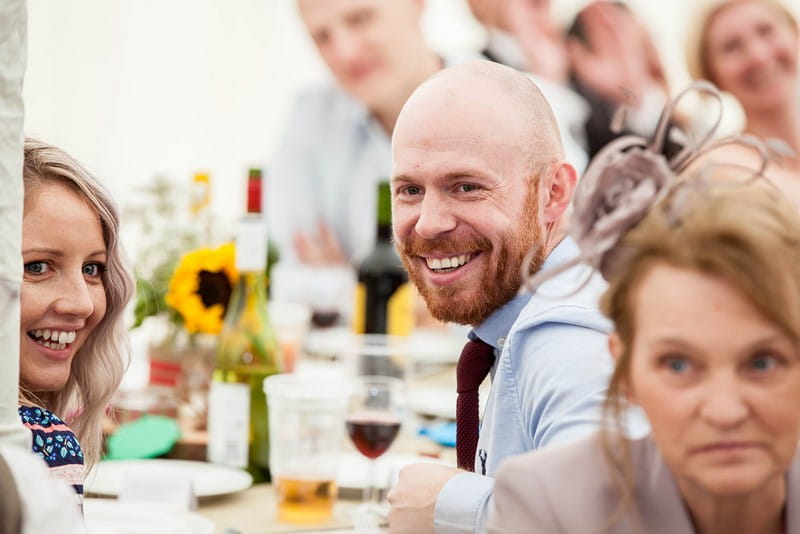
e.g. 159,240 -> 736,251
24,261 -> 49,275
664,357 -> 690,373
750,354 -> 778,372
83,263 -> 105,277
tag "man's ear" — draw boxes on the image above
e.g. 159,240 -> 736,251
541,162 -> 577,224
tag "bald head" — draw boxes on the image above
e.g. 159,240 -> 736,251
394,60 -> 564,174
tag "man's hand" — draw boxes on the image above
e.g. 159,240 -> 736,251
293,221 -> 347,265
566,2 -> 666,106
387,463 -> 461,534
504,0 -> 569,84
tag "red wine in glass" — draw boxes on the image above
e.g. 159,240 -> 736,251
346,376 -> 404,516
347,414 -> 401,459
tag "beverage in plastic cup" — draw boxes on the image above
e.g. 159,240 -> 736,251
263,374 -> 351,524
268,300 -> 311,373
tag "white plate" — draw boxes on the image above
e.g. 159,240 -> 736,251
305,327 -> 464,364
407,329 -> 464,365
410,386 -> 489,420
336,452 -> 447,492
83,498 -> 215,534
86,459 -> 253,498
409,386 -> 457,419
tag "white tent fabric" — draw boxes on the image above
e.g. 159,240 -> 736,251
0,0 -> 29,448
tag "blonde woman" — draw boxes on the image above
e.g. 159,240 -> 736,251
686,0 -> 800,203
19,139 -> 133,498
488,85 -> 800,533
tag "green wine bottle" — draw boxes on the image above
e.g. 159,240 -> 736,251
353,181 -> 414,336
207,168 -> 281,482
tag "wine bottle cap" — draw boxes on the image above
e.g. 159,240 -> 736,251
247,168 -> 263,214
190,172 -> 211,215
377,181 -> 391,226
235,215 -> 267,271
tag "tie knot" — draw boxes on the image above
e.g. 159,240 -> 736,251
456,338 -> 495,393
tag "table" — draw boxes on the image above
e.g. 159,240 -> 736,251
194,369 -> 459,533
196,427 -> 455,533
120,336 -> 465,533
198,484 -> 370,534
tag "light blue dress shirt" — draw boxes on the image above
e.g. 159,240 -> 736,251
434,238 -> 648,534
267,69 -> 589,266
267,82 -> 391,266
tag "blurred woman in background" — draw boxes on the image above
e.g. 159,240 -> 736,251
687,0 -> 799,202
19,139 -> 133,500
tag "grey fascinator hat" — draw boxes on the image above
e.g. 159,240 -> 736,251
522,81 -> 791,291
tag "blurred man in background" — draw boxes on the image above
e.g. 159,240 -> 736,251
268,0 -> 442,267
269,0 -> 590,270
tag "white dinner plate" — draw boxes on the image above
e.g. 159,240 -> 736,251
86,459 -> 253,498
83,498 -> 215,534
336,452 -> 447,494
305,327 -> 464,364
406,329 -> 464,365
410,385 -> 489,420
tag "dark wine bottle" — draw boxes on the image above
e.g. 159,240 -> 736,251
353,181 -> 414,336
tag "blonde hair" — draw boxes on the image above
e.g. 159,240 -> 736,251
598,180 -> 800,526
21,138 -> 134,470
685,0 -> 799,85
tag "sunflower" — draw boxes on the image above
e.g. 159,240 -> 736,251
165,243 -> 238,335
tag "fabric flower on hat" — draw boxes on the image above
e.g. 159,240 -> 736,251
571,141 -> 674,279
522,81 -> 783,292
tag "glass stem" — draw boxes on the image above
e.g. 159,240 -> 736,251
367,457 -> 378,508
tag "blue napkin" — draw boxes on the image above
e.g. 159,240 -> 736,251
419,421 -> 456,448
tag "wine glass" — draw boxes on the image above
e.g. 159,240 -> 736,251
346,375 -> 405,517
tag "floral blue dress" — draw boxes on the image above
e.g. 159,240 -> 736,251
18,405 -> 84,495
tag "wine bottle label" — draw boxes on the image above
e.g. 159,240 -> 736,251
236,215 -> 267,272
207,381 -> 250,468
352,282 -> 414,336
352,284 -> 366,334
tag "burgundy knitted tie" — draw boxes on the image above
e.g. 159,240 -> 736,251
456,338 -> 495,472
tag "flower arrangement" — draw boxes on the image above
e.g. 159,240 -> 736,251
125,173 -> 278,431
127,175 -> 227,336
127,174 -> 278,337
164,243 -> 238,335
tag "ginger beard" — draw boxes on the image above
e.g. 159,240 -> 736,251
398,184 -> 546,325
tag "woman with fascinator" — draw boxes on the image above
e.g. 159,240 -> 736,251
487,84 -> 800,533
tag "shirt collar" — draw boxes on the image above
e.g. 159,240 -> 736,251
540,236 -> 580,271
470,237 -> 578,350
471,292 -> 531,352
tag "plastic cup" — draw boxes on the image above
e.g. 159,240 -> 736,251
268,300 -> 311,373
263,374 -> 351,525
